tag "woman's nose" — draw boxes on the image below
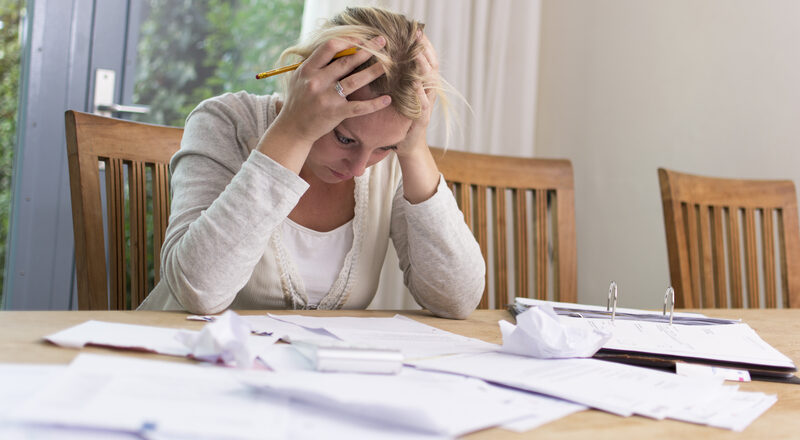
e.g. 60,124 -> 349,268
347,151 -> 371,177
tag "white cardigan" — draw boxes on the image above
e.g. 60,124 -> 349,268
138,91 -> 484,319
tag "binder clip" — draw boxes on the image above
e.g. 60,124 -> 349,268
663,286 -> 675,325
607,281 -> 618,323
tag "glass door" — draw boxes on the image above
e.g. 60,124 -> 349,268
128,0 -> 304,127
4,0 -> 303,309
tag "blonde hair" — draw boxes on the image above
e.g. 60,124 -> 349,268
278,7 -> 456,135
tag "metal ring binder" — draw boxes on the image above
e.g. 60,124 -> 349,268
663,286 -> 675,325
607,281 -> 618,322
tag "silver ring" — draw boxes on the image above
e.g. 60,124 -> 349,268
334,81 -> 346,98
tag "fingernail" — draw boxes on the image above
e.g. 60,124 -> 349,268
382,96 -> 392,105
375,36 -> 386,45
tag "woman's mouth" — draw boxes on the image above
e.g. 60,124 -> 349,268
329,168 -> 350,180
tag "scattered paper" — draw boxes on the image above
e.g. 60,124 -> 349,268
669,386 -> 777,431
241,367 -> 577,437
676,362 -> 751,382
44,320 -> 193,356
410,351 -> 726,419
176,310 -> 258,367
499,305 -> 611,358
4,355 -> 455,440
8,354 -> 289,440
44,315 -> 280,367
268,314 -> 498,360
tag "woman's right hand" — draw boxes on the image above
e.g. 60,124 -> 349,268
273,36 -> 392,146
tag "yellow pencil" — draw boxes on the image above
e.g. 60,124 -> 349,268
255,47 -> 359,79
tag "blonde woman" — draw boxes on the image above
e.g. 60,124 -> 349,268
139,7 -> 484,318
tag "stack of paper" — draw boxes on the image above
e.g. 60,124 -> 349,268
408,351 -> 776,430
3,354 -> 583,439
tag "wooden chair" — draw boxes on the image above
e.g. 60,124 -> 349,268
658,168 -> 800,308
430,147 -> 577,308
65,110 -> 182,310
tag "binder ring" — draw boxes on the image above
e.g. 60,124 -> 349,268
663,286 -> 675,325
607,281 -> 618,322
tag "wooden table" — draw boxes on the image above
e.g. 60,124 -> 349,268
1,308 -> 798,438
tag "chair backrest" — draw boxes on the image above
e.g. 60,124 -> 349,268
658,168 -> 800,308
430,147 -> 577,308
65,110 -> 182,310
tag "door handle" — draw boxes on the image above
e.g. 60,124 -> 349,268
93,68 -> 150,117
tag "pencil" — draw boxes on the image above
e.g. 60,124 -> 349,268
255,47 -> 359,80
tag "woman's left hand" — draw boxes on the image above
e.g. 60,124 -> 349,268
396,31 -> 442,204
396,31 -> 439,158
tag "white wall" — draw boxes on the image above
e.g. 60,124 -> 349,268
535,1 -> 800,308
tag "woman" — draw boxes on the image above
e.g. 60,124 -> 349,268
139,7 -> 484,319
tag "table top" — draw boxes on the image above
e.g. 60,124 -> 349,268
1,308 -> 798,439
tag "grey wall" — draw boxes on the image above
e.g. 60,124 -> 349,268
535,1 -> 800,308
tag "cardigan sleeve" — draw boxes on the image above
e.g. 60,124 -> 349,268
158,95 -> 309,314
390,175 -> 485,319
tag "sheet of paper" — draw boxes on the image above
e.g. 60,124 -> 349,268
3,355 -> 448,440
572,318 -> 796,369
44,319 -> 280,365
410,351 -> 728,420
516,297 -> 710,318
268,314 -> 498,360
499,306 -> 610,358
242,315 -> 342,341
668,386 -> 777,431
9,354 -> 290,440
676,362 -> 751,382
0,363 -> 144,439
241,367 -> 580,437
44,320 -> 194,356
0,364 -> 66,414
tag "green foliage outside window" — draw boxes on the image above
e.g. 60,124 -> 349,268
0,0 -> 24,305
133,0 -> 305,127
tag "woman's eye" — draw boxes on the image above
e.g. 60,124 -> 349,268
335,131 -> 355,145
379,146 -> 398,152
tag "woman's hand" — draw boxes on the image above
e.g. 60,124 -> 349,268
395,31 -> 442,204
274,36 -> 392,146
395,31 -> 439,158
259,36 -> 392,173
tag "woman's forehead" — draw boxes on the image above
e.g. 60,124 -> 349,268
341,104 -> 411,147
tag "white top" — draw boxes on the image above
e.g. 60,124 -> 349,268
281,218 -> 354,306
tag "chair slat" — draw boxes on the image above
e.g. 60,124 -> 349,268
129,160 -> 148,308
459,183 -> 471,230
762,208 -> 777,308
683,203 -> 702,308
553,189 -> 577,302
106,158 -> 125,310
711,206 -> 727,307
514,189 -> 529,299
698,205 -> 715,307
535,189 -> 547,300
474,185 -> 489,308
726,208 -> 743,308
743,208 -> 760,307
493,187 -> 508,307
152,163 -> 170,283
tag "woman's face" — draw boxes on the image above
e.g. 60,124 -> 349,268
305,87 -> 412,184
